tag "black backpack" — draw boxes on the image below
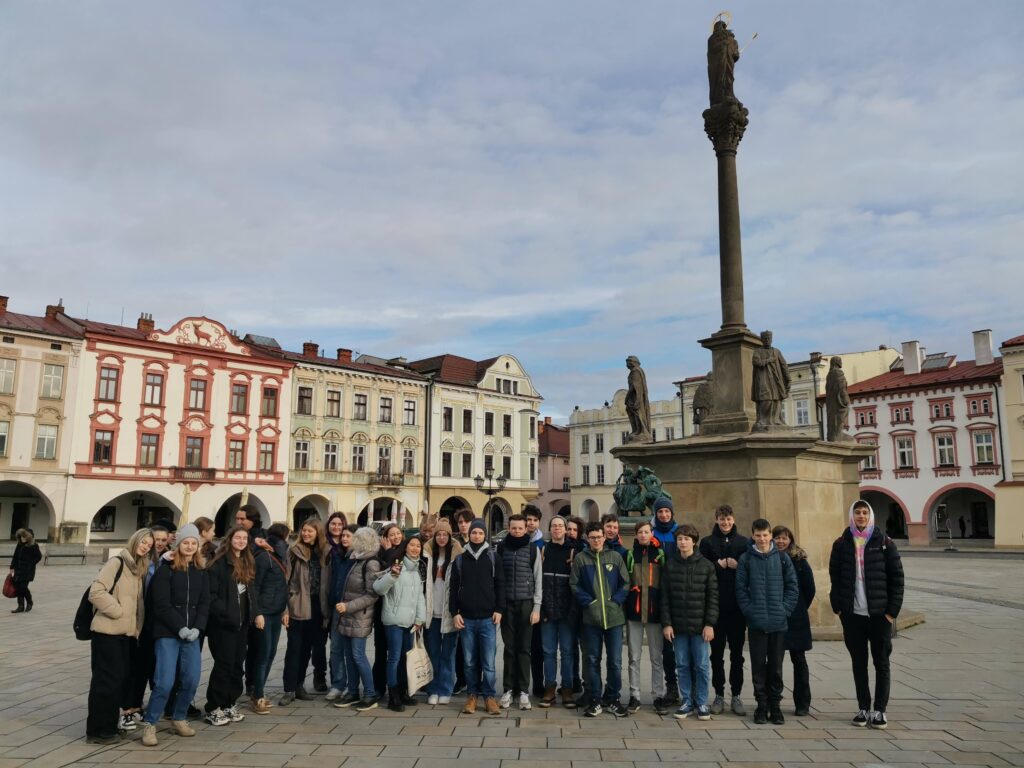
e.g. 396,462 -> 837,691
74,559 -> 125,641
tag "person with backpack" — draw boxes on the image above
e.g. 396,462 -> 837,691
649,498 -> 680,709
625,520 -> 667,714
247,531 -> 289,715
773,525 -> 816,716
497,514 -> 543,711
141,524 -> 210,747
373,536 -> 427,712
8,527 -> 41,613
830,500 -> 904,730
85,528 -> 153,744
450,518 -> 506,716
423,519 -> 462,705
281,518 -> 327,705
538,515 -> 577,709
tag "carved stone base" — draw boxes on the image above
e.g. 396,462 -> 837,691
698,326 -> 763,435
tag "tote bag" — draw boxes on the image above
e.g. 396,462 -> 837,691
405,628 -> 434,696
2,574 -> 16,599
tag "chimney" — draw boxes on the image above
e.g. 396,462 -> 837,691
337,348 -> 352,363
0,296 -> 8,313
973,329 -> 994,366
302,341 -> 319,358
136,312 -> 155,332
45,299 -> 64,319
544,416 -> 552,425
901,340 -> 921,375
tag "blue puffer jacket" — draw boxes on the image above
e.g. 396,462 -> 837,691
735,542 -> 798,633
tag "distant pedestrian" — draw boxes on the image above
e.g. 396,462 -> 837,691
8,528 -> 41,613
958,515 -> 967,539
772,525 -> 815,716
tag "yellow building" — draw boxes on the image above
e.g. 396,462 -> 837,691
995,333 -> 1024,548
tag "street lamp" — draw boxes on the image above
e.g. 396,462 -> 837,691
474,466 -> 507,534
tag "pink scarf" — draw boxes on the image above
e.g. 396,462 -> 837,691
849,502 -> 875,574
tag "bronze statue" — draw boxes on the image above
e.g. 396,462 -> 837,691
825,356 -> 851,442
708,19 -> 740,106
693,371 -> 715,429
613,466 -> 670,514
752,330 -> 790,431
624,355 -> 652,443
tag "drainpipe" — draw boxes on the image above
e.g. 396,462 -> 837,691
994,383 -> 1007,483
424,380 -> 433,512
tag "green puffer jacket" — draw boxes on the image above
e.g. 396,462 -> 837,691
660,549 -> 719,635
570,547 -> 630,629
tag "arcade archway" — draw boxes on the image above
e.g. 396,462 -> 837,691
927,485 -> 995,541
292,494 -> 329,530
89,490 -> 181,542
215,492 -> 271,536
0,480 -> 56,541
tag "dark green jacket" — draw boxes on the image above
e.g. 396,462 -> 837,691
660,549 -> 719,635
570,547 -> 629,629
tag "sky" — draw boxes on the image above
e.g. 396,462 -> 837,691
3,1 -> 1023,420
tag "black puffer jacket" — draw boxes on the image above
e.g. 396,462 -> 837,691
699,524 -> 749,615
207,556 -> 257,630
540,540 -> 577,623
660,549 -> 719,635
785,554 -> 816,651
10,541 -> 42,583
254,547 -> 288,617
829,527 -> 904,618
150,560 -> 210,639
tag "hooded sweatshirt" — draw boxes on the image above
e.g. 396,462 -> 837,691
829,500 -> 904,619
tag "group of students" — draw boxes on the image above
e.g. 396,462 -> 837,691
82,497 -> 904,745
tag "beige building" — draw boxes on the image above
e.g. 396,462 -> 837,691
995,333 -> 1024,548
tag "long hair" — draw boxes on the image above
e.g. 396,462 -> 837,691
169,545 -> 204,572
325,511 -> 348,558
425,530 -> 462,580
15,528 -> 35,546
771,525 -> 806,560
210,525 -> 256,585
124,528 -> 154,572
294,518 -> 327,566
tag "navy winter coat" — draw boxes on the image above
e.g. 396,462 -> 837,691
735,542 -> 798,633
784,555 -> 816,651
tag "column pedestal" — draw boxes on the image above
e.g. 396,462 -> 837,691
698,326 -> 763,435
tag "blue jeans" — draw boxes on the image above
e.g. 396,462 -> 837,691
145,637 -> 201,723
328,622 -> 349,693
461,618 -> 497,698
673,634 -> 711,708
385,624 -> 413,693
337,634 -> 374,698
541,619 -> 575,688
581,623 -> 623,704
424,617 -> 458,696
252,614 -> 283,699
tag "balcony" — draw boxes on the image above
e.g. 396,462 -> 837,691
172,466 -> 216,481
368,472 -> 405,487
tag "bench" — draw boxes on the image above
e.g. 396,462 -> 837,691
43,543 -> 87,565
0,542 -> 15,566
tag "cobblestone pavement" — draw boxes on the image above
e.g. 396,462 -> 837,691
1,554 -> 1021,768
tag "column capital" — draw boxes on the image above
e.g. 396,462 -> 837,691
703,100 -> 749,155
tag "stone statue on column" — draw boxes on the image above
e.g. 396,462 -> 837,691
624,356 -> 653,443
708,20 -> 740,106
825,356 -> 851,442
752,330 -> 790,431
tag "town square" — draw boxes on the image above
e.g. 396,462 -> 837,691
1,2 -> 1023,767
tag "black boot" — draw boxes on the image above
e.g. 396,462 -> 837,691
12,598 -> 24,614
770,706 -> 785,725
24,591 -> 33,612
388,691 -> 405,712
313,672 -> 328,693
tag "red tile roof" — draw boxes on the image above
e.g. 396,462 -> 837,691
847,357 -> 1003,398
272,348 -> 427,381
0,310 -> 83,339
1002,334 -> 1024,348
408,354 -> 496,387
539,423 -> 569,456
74,318 -> 151,341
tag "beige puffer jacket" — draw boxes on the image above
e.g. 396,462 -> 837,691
89,550 -> 145,638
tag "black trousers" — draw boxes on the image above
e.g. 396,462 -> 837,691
748,629 -> 785,708
245,624 -> 261,692
710,609 -> 747,697
206,625 -> 248,711
87,633 -> 131,738
129,629 -> 155,709
13,579 -> 32,605
501,600 -> 533,695
841,613 -> 892,712
663,637 -> 678,693
531,617 -> 545,695
283,601 -> 324,692
789,649 -> 811,711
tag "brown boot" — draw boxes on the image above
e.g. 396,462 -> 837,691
462,694 -> 477,714
539,684 -> 557,708
561,687 -> 577,708
170,720 -> 195,737
484,696 -> 500,715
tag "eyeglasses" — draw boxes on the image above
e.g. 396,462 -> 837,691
587,534 -> 605,541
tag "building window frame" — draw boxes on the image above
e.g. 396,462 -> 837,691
0,358 -> 15,395
353,393 -> 368,421
140,433 -> 159,467
294,439 -> 310,470
228,439 -> 246,470
379,396 -> 393,424
297,386 -> 313,416
98,367 -> 120,402
230,383 -> 249,416
326,389 -> 342,419
93,429 -> 114,464
40,363 -> 64,399
143,372 -> 164,406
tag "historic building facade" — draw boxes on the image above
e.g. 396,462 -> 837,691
995,333 -> 1024,548
532,417 -> 571,524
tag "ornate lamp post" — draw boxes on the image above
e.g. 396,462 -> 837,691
473,466 -> 507,534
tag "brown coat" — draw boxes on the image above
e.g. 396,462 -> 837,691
89,550 -> 145,638
286,542 -> 322,621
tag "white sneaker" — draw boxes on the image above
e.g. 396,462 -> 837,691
519,693 -> 532,711
427,694 -> 439,705
118,713 -> 138,731
325,688 -> 343,702
204,709 -> 229,727
499,690 -> 513,709
223,705 -> 245,722
438,696 -> 451,704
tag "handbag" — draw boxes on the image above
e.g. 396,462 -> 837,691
2,574 -> 16,599
405,627 -> 434,696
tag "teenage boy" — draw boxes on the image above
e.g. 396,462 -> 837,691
699,503 -> 750,716
661,525 -> 718,720
601,513 -> 628,558
524,505 -> 546,697
735,518 -> 798,725
450,519 -> 505,716
497,514 -> 542,710
650,497 -> 680,706
571,522 -> 630,718
452,508 -> 475,694
539,515 -> 577,708
453,509 -> 475,547
625,521 -> 666,713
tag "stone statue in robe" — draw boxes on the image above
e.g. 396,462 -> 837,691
752,330 -> 790,431
625,356 -> 652,443
825,356 -> 851,442
708,20 -> 740,106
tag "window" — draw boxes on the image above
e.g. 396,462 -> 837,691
652,428 -> 658,441
582,465 -> 590,485
621,430 -> 629,444
596,464 -> 605,485
326,390 -> 341,418
297,386 -> 313,415
484,454 -> 494,474
324,442 -> 339,471
513,381 -> 519,395
294,440 -> 310,470
441,451 -> 452,477
944,402 -> 952,418
0,358 -> 15,394
41,364 -> 63,398
530,457 -> 536,481
140,434 -> 159,466
35,425 -> 57,459
462,409 -> 473,433
442,407 -> 453,431
895,436 -> 915,469
462,453 -> 472,478
379,396 -> 393,423
352,445 -> 365,472
502,455 -> 512,478
260,387 -> 278,417
378,446 -> 391,474
98,367 -> 119,401
0,421 -> 9,456
856,407 -> 877,427
580,435 -> 589,454
595,434 -> 604,453
230,383 -> 249,415
529,417 -> 536,439
562,477 -> 570,491
935,434 -> 956,467
353,393 -> 367,420
228,439 -> 245,470
188,379 -> 207,411
402,448 -> 415,474
259,442 -> 275,471
665,426 -> 676,441
502,414 -> 512,438
484,412 -> 494,436
795,398 -> 810,426
860,438 -> 878,470
973,431 -> 995,464
93,430 -> 114,464
503,379 -> 512,394
185,437 -> 203,467
403,400 -> 416,425
144,373 -> 164,405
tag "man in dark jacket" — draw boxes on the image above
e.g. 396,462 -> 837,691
829,500 -> 904,730
451,519 -> 505,716
699,503 -> 750,716
497,514 -> 543,710
539,515 -> 577,708
624,521 -> 667,713
736,518 -> 798,726
601,513 -> 628,558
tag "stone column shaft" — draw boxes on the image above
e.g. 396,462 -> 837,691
717,150 -> 744,330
